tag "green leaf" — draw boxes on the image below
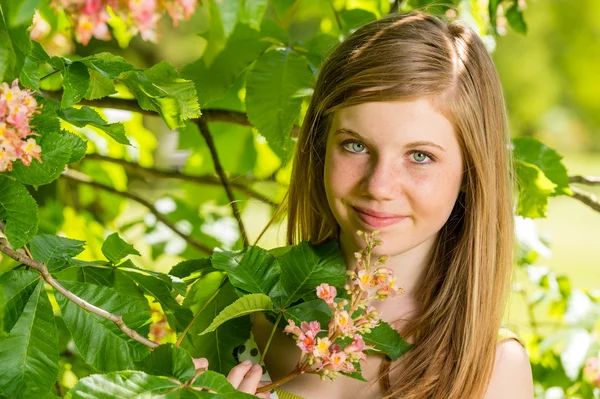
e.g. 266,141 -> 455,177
61,61 -> 90,108
19,41 -> 50,89
283,299 -> 332,328
200,293 -> 273,335
0,11 -> 17,83
182,24 -> 269,106
7,129 -> 72,185
80,53 -> 135,79
182,271 -> 227,311
339,9 -> 377,33
0,275 -> 58,399
211,246 -> 279,296
180,282 -> 250,374
513,137 -> 571,196
0,176 -> 38,249
3,0 -> 40,28
120,61 -> 201,129
67,371 -> 179,399
515,160 -> 556,218
124,272 -> 193,333
506,1 -> 527,34
363,322 -> 413,361
190,370 -> 258,398
118,260 -> 187,297
274,240 -> 346,308
55,280 -> 151,371
134,343 -> 196,381
0,286 -> 5,335
488,0 -> 501,33
0,270 -> 40,333
64,132 -> 87,164
246,49 -> 313,160
58,106 -> 131,145
101,232 -> 141,264
29,234 -> 86,272
215,0 -> 268,36
169,258 -> 214,280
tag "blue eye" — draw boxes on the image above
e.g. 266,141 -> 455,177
342,140 -> 367,154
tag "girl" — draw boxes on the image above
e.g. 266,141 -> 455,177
196,11 -> 534,399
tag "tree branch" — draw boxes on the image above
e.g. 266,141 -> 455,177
84,154 -> 280,207
0,237 -> 159,349
570,185 -> 600,213
60,169 -> 213,254
569,175 -> 600,186
196,119 -> 249,247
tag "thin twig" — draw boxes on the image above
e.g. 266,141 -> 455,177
327,0 -> 343,31
175,281 -> 225,347
84,154 -> 280,207
0,237 -> 159,349
569,175 -> 600,186
259,312 -> 282,365
60,169 -> 213,254
196,119 -> 249,247
570,185 -> 600,213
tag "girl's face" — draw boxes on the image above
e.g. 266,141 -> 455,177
323,99 -> 464,259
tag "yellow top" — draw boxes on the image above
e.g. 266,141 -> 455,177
274,328 -> 524,399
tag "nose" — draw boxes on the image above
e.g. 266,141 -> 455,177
360,156 -> 402,201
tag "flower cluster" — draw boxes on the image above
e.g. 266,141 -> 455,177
584,356 -> 600,388
0,80 -> 42,173
50,0 -> 198,45
283,230 -> 403,380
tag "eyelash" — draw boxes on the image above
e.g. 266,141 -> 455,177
340,139 -> 436,165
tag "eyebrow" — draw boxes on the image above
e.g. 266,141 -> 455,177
333,128 -> 446,152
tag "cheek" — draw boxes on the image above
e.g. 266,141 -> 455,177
410,167 -> 462,215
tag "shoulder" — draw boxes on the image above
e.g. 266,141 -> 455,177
483,339 -> 534,399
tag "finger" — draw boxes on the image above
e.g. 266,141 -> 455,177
226,359 -> 254,388
193,357 -> 209,371
237,363 -> 264,394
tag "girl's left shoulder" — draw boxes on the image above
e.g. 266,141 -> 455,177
484,334 -> 534,399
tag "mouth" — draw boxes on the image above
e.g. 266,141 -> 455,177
352,206 -> 407,229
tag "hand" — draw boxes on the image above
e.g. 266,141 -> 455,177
192,357 -> 271,398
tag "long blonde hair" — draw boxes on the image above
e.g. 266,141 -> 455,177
258,12 -> 515,399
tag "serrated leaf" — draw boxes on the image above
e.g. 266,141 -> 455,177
62,61 -> 90,108
183,271 -> 227,311
3,0 -> 40,28
283,299 -> 332,329
0,23 -> 30,83
169,258 -> 214,280
124,272 -> 193,333
7,129 -> 72,185
513,137 -> 570,196
200,293 -> 273,335
274,240 -> 346,309
29,234 -> 86,272
215,0 -> 268,37
101,232 -> 140,264
182,24 -> 269,106
190,370 -> 257,398
80,53 -> 135,78
246,49 -> 313,160
85,69 -> 116,99
67,371 -> 179,399
19,41 -> 50,89
31,96 -> 61,133
0,176 -> 38,249
180,282 -> 250,374
363,322 -> 413,361
118,260 -> 187,297
55,280 -> 151,371
58,106 -> 131,145
64,132 -> 87,164
134,343 -> 196,381
120,61 -> 200,129
0,276 -> 58,399
0,286 -> 5,335
0,270 -> 40,333
515,160 -> 556,218
211,246 -> 279,296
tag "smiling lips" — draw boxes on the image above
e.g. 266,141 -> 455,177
352,206 -> 407,228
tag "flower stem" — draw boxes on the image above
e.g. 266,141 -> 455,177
255,368 -> 304,393
260,311 -> 282,365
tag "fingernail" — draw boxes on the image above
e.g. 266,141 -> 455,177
251,364 -> 261,371
242,359 -> 251,366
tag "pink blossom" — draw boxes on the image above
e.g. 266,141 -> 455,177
283,320 -> 301,337
334,310 -> 354,335
357,269 -> 374,290
297,331 -> 316,353
313,337 -> 331,358
584,357 -> 600,388
316,283 -> 337,305
300,321 -> 321,336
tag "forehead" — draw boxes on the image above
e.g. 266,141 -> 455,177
328,99 -> 457,147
